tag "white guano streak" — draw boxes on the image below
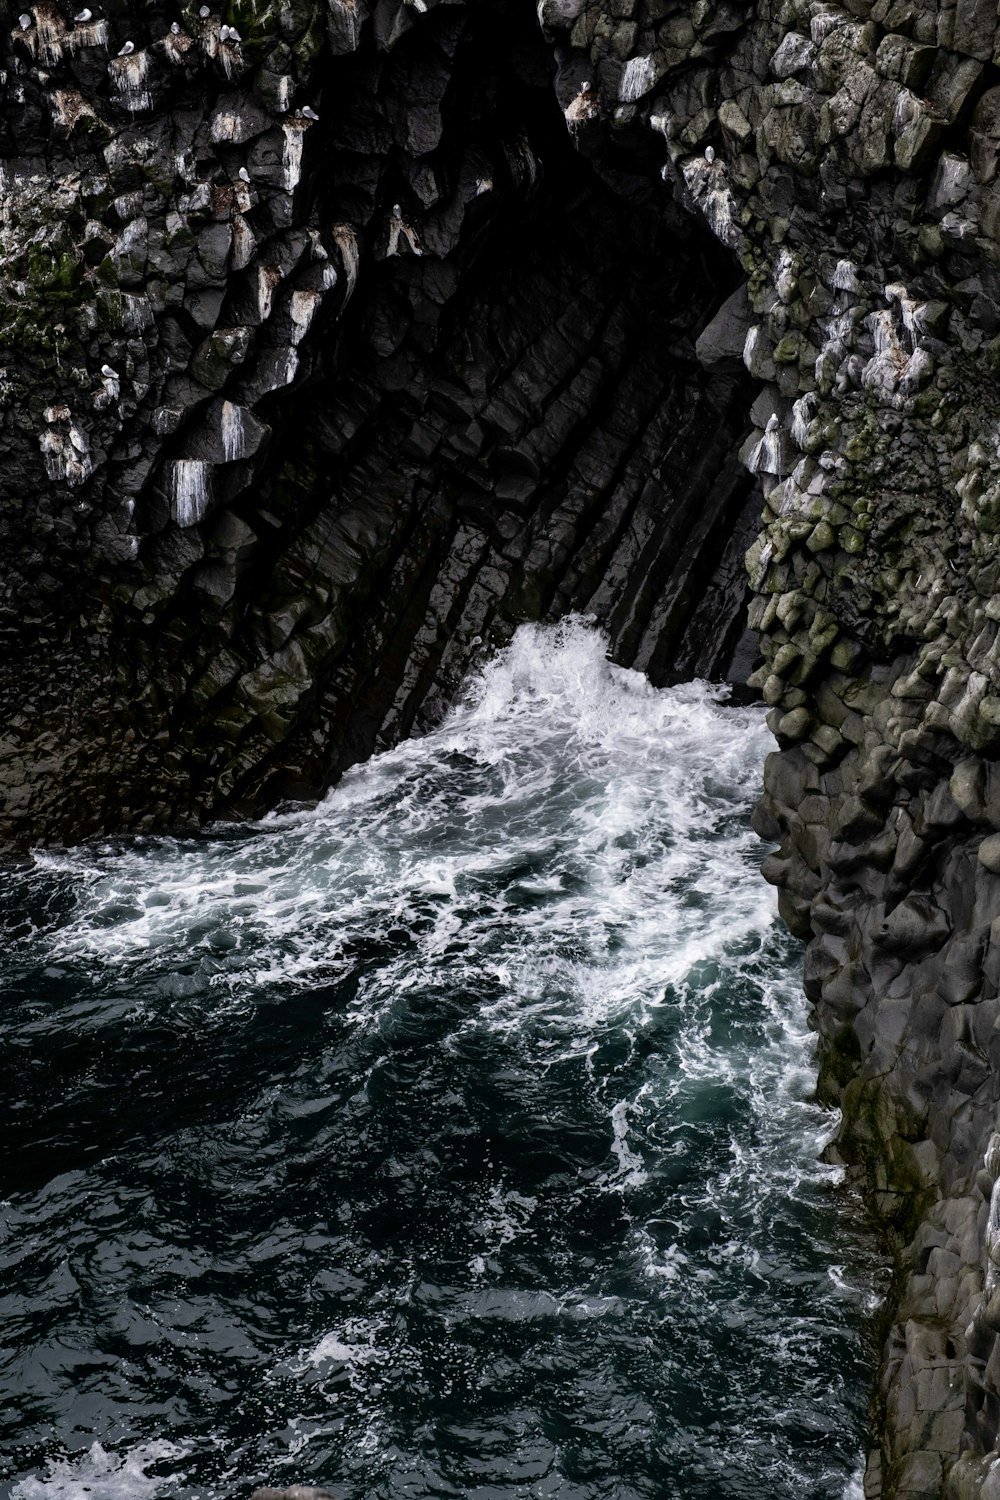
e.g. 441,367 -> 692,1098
619,55 -> 654,103
282,121 -> 305,192
170,459 -> 211,527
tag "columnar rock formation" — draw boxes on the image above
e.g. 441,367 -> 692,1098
8,0 -> 1000,1494
0,0 -> 755,843
544,0 -> 1000,1496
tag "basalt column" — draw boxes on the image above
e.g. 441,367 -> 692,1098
540,0 -> 1000,1495
0,0 -> 755,845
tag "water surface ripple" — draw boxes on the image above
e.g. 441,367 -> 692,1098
0,619 -> 880,1499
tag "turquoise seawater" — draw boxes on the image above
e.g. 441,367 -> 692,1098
0,620 -> 880,1499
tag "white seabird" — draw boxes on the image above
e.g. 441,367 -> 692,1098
564,79 -> 598,131
117,39 -> 134,54
387,203 -> 423,257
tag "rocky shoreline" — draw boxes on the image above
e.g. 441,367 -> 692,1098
7,0 -> 1000,1493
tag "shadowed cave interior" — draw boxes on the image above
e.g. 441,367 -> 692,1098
0,0 -> 759,842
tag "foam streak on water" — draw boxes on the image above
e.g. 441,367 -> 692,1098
0,620 -> 880,1500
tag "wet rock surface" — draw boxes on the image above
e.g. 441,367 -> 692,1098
537,0 -> 1000,1495
0,0 -> 754,844
11,0 -> 1000,1494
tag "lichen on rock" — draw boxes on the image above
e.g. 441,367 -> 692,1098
537,0 -> 1000,1493
11,0 -> 1000,1492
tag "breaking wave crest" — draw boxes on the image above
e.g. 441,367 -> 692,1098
1,619 -> 880,1500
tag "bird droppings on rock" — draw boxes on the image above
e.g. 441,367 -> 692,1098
8,2 -> 1000,1491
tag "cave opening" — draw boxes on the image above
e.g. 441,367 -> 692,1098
0,0 -> 761,843
211,0 -> 761,812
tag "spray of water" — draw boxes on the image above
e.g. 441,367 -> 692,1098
3,620 -> 879,1500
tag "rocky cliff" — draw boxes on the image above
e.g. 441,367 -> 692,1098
564,0 -> 1000,1494
7,0 -> 1000,1494
0,0 -> 759,843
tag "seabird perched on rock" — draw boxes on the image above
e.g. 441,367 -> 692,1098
117,39 -> 134,54
747,412 -> 791,477
198,5 -> 210,15
300,105 -> 318,120
704,145 -> 716,163
238,166 -> 250,182
100,363 -> 118,378
170,20 -> 180,31
387,202 -> 423,257
17,13 -> 31,29
564,79 -> 598,131
227,24 -> 240,39
74,8 -> 92,20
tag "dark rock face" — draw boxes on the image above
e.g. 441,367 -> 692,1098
0,0 -> 754,844
536,1 -> 1000,1497
15,0 -> 1000,1495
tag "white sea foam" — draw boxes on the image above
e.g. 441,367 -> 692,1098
37,620 -> 773,1009
10,1441 -> 190,1499
15,619 -> 877,1496
302,1327 -> 380,1375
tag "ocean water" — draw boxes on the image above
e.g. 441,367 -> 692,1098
0,619 -> 880,1500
